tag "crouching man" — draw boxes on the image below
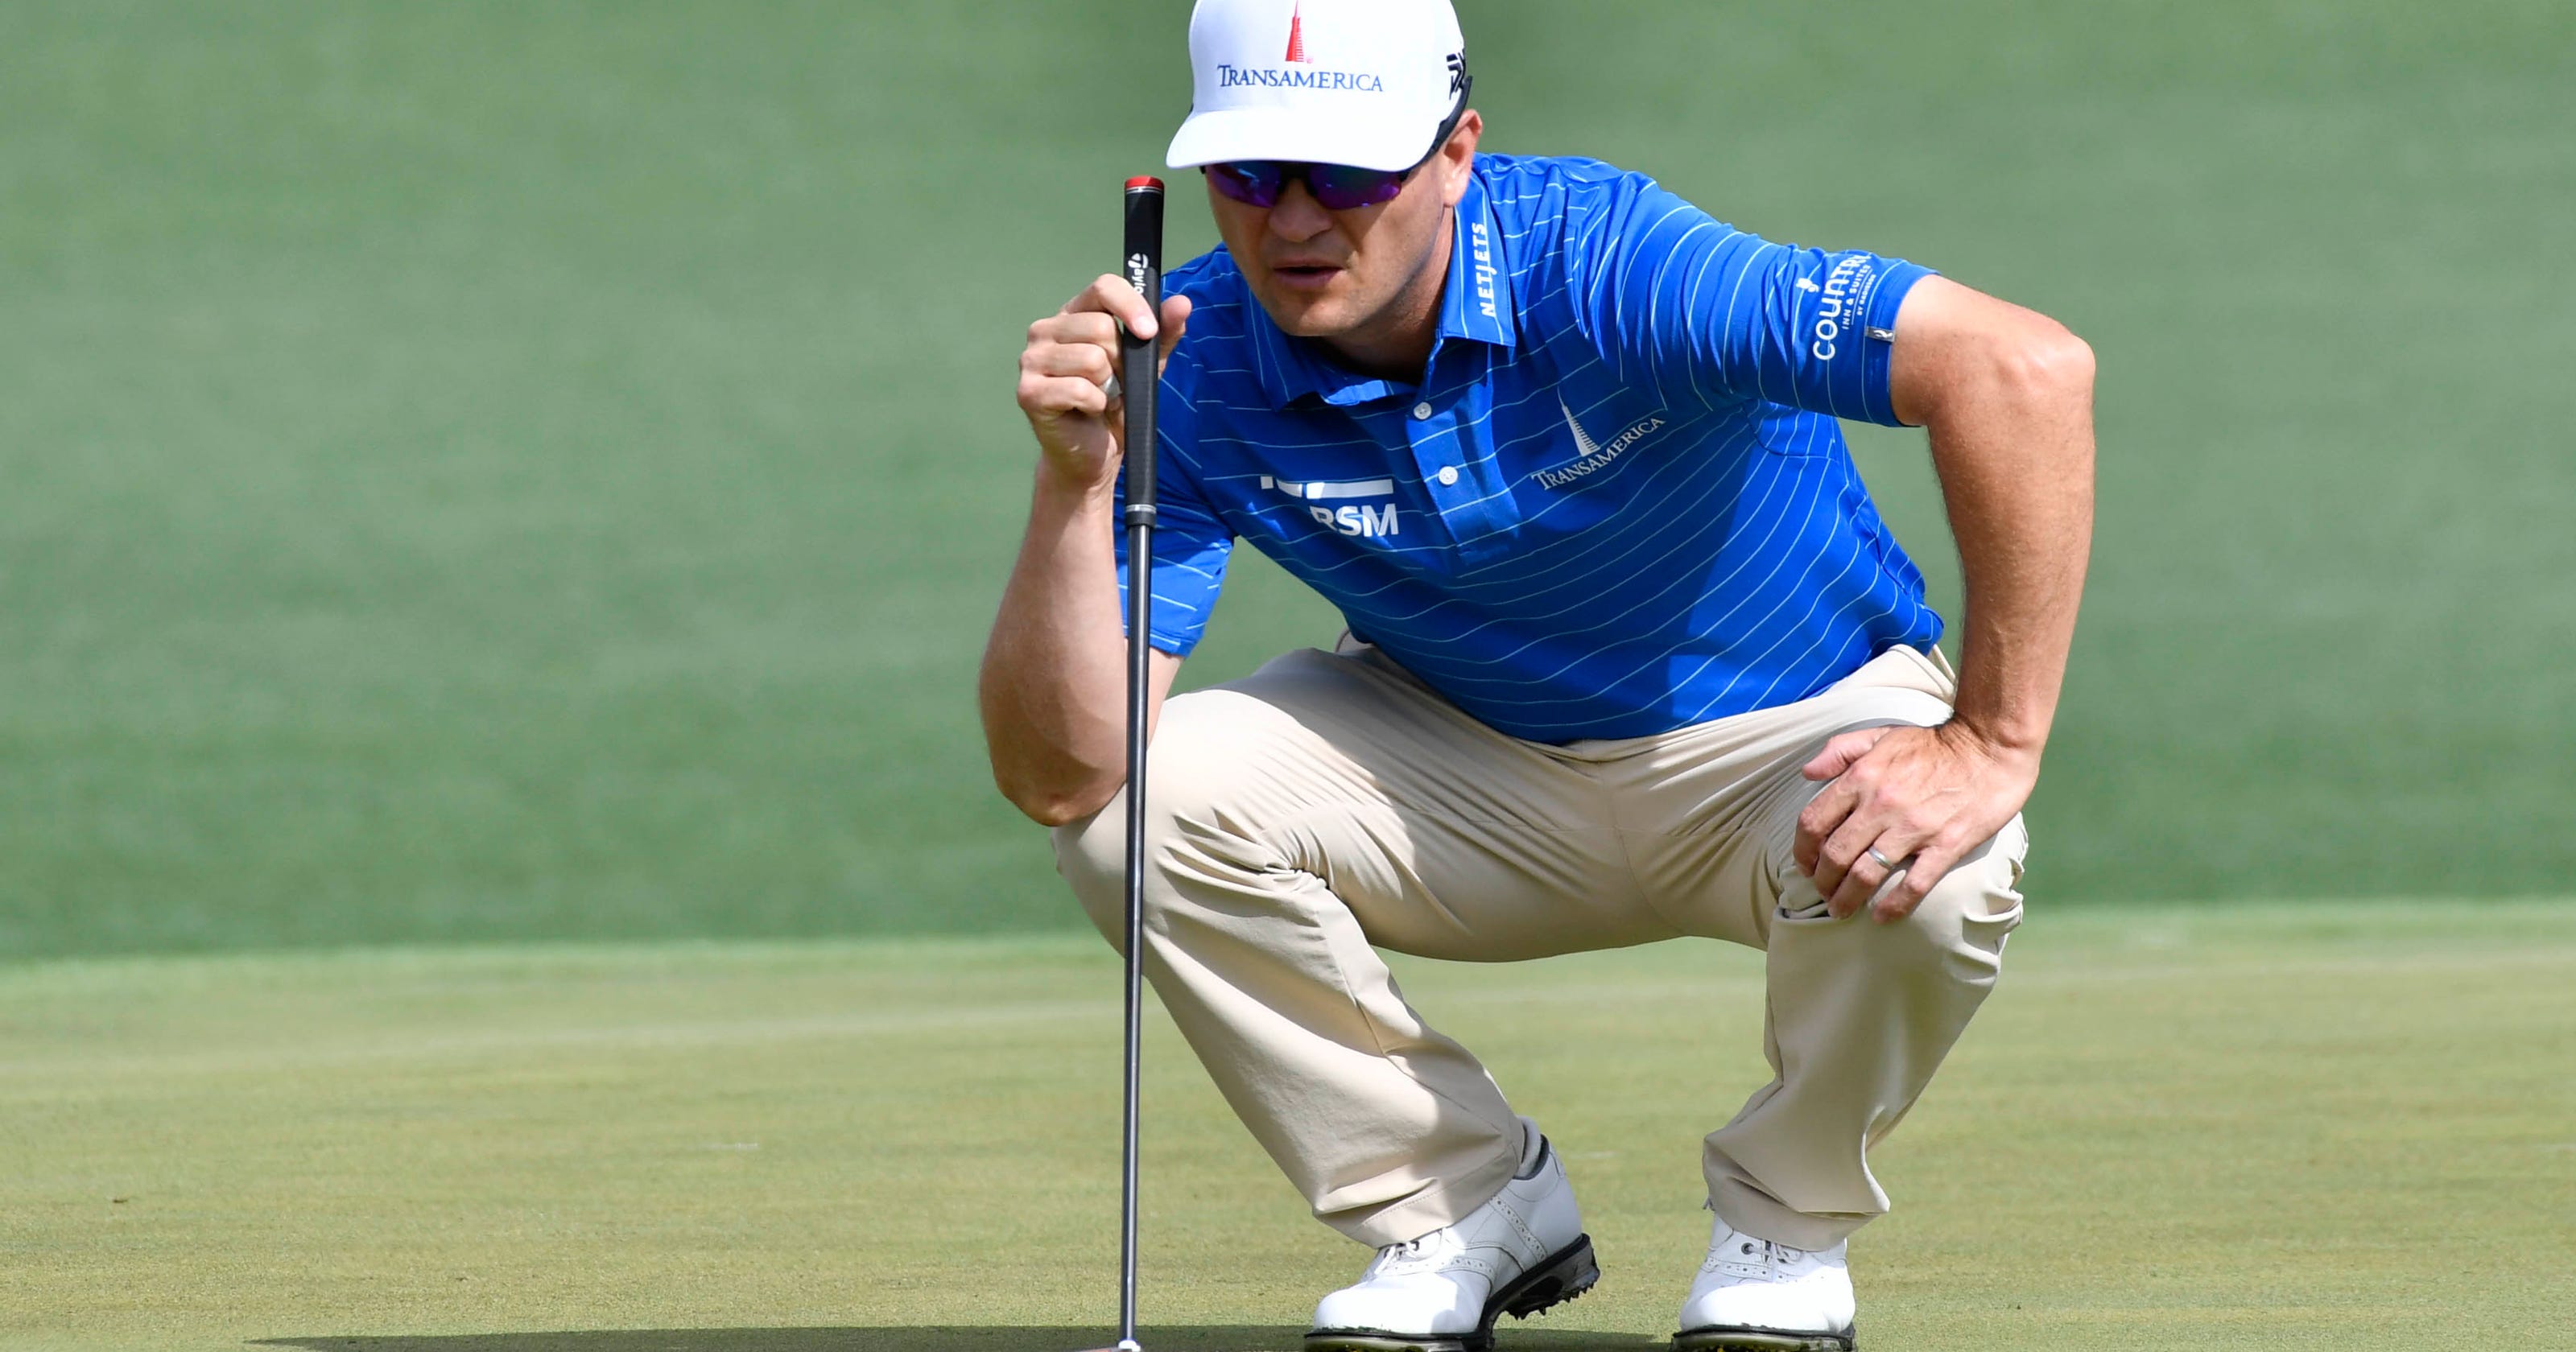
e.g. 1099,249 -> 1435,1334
980,2 -> 2094,1347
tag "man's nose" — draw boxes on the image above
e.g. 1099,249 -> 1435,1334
1266,179 -> 1333,242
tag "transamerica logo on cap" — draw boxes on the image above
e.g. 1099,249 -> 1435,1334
1212,2 -> 1385,93
1216,64 -> 1386,91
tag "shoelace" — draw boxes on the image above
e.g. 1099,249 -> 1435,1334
1374,1231 -> 1461,1275
1703,1236 -> 1810,1280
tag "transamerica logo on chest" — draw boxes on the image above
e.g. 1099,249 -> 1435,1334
1534,397 -> 1667,490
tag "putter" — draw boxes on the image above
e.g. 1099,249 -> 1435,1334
1084,174 -> 1166,1352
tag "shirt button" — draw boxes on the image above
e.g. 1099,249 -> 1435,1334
1412,402 -> 1435,420
1437,466 -> 1460,486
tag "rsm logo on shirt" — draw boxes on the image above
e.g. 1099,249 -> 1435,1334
1262,475 -> 1402,538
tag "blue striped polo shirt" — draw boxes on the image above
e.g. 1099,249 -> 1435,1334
1119,151 -> 1942,743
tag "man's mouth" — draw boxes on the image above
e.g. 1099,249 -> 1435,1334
1272,262 -> 1344,291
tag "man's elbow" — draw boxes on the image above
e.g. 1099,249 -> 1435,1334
993,765 -> 1122,829
1892,281 -> 2095,427
1991,319 -> 2095,404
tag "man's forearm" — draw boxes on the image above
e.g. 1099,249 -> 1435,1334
1795,277 -> 2093,919
977,464 -> 1158,826
1922,323 -> 2095,761
992,275 -> 1194,827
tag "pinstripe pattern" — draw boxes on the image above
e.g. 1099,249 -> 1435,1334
1113,154 -> 1941,743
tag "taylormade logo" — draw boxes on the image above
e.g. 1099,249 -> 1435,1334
1537,401 -> 1666,489
1216,64 -> 1386,93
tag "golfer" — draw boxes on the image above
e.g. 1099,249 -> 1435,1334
983,1 -> 2093,1347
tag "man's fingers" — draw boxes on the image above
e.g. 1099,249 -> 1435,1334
1795,734 -> 1896,873
1835,821 -> 1948,921
1030,310 -> 1125,352
1154,295 -> 1194,373
1018,373 -> 1111,421
1022,340 -> 1114,383
1785,719 -> 2030,924
1033,291 -> 1189,420
1825,847 -> 1891,919
1814,809 -> 1897,913
1064,273 -> 1158,339
1872,839 -> 1966,924
1793,774 -> 1862,873
1823,786 -> 1966,918
1802,727 -> 1892,782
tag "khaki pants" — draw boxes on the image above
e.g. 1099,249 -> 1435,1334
1053,640 -> 2028,1252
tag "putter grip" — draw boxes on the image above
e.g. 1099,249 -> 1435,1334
1121,178 -> 1165,518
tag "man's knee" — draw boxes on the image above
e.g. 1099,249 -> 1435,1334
1050,688 -> 1279,944
1051,802 -> 1129,944
1889,816 -> 2031,969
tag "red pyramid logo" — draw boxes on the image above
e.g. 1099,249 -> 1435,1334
1285,3 -> 1311,63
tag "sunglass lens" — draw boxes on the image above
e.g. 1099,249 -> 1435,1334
1308,165 -> 1409,211
1207,162 -> 1286,208
1208,162 -> 1409,211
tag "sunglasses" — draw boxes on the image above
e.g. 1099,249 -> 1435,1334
1205,159 -> 1422,211
1202,88 -> 1472,212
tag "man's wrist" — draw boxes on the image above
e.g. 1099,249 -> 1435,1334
1031,456 -> 1121,514
1938,712 -> 2047,772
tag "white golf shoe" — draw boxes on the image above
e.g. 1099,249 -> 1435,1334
1304,1118 -> 1598,1352
1673,1214 -> 1857,1351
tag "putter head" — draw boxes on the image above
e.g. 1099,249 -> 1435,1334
1071,1343 -> 1142,1352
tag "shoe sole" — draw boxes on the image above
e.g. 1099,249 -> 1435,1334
1670,1322 -> 1856,1352
1303,1233 -> 1601,1352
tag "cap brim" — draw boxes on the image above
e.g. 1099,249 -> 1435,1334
1166,107 -> 1431,172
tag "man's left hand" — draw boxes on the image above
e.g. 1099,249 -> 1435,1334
1794,722 -> 2037,923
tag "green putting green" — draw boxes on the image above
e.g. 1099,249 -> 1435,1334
6,3 -> 2574,1342
3,1 -> 2573,960
8,901 -> 2572,1350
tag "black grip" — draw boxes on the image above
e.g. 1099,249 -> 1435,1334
1121,179 -> 1165,517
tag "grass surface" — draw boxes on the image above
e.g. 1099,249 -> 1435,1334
7,901 -> 2574,1350
2,2 -> 2573,958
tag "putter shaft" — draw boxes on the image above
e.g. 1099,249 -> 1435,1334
1115,175 -> 1166,1352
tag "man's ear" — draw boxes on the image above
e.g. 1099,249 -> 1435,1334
1440,111 -> 1484,208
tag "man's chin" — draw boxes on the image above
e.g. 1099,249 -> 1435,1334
1254,281 -> 1362,340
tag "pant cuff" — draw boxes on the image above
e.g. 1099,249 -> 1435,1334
1325,1138 -> 1522,1248
1708,1176 -> 1876,1252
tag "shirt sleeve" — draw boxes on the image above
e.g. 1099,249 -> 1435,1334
1111,418 -> 1235,657
1569,172 -> 1934,427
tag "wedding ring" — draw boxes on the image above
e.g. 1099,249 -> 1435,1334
1100,372 -> 1122,402
1867,847 -> 1899,872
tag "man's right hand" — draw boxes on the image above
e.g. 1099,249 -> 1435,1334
1017,275 -> 1193,489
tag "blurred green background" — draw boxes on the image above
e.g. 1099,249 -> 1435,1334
3,0 -> 2570,959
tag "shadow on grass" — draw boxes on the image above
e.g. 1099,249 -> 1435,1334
255,1329 -> 1664,1351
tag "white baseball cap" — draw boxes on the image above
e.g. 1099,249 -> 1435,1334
1166,0 -> 1470,173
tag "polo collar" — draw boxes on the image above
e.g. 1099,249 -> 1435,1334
1245,161 -> 1520,410
1438,168 -> 1518,351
